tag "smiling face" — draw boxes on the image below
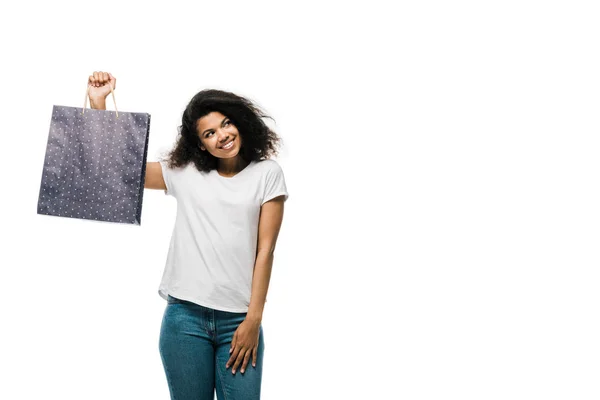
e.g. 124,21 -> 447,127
196,111 -> 243,159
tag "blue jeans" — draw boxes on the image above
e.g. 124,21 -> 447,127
159,295 -> 265,400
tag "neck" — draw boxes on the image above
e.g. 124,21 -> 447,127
218,156 -> 249,175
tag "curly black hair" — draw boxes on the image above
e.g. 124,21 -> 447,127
159,89 -> 282,172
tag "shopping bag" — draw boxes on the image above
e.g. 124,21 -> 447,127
37,84 -> 151,225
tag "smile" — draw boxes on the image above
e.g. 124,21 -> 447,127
221,139 -> 235,150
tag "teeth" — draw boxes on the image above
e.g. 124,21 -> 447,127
222,140 -> 234,149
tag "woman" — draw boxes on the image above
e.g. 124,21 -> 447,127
88,71 -> 288,400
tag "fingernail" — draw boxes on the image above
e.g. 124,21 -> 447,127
232,370 -> 236,374
253,363 -> 256,367
241,369 -> 245,373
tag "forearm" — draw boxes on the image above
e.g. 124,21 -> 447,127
90,97 -> 106,110
246,250 -> 275,322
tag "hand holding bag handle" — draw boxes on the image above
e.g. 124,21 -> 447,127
82,82 -> 119,118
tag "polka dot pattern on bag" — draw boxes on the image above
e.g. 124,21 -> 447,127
37,105 -> 151,225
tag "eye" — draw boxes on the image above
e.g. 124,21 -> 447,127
204,120 -> 230,137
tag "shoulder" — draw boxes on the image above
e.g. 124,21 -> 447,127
159,160 -> 196,174
255,158 -> 284,174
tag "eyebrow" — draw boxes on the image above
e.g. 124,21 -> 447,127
201,117 -> 228,136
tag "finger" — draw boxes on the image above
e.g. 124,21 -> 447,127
95,71 -> 105,86
252,347 -> 257,367
232,348 -> 247,374
102,71 -> 109,83
240,351 -> 252,374
94,71 -> 102,87
226,351 -> 235,368
230,347 -> 244,372
226,346 -> 241,369
88,75 -> 94,87
230,334 -> 237,354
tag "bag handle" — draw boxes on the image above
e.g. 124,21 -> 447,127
82,82 -> 119,118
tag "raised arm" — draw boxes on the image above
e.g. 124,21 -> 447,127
88,71 -> 166,191
144,162 -> 167,190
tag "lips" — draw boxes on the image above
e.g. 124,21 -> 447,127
220,138 -> 235,149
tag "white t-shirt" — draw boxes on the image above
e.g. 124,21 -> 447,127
157,158 -> 289,312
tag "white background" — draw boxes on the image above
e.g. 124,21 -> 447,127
1,1 -> 599,399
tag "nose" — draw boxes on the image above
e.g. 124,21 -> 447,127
218,131 -> 229,142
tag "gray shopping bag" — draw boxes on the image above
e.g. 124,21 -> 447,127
37,86 -> 151,225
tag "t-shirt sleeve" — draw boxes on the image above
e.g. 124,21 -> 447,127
261,161 -> 289,205
159,160 -> 176,197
